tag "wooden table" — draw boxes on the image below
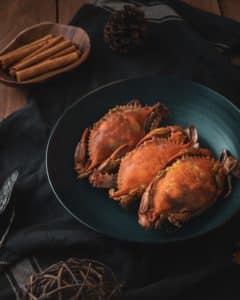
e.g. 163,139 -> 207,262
0,0 -> 239,120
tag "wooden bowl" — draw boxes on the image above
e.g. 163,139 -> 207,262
0,22 -> 91,86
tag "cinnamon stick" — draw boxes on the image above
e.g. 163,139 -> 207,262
0,34 -> 52,57
0,34 -> 52,68
11,40 -> 73,73
9,36 -> 64,76
16,51 -> 80,82
49,45 -> 78,59
20,35 -> 64,62
0,42 -> 45,69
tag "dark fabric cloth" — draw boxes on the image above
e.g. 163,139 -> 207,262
1,1 -> 240,299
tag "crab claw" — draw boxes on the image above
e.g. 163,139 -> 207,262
89,172 -> 117,189
74,128 -> 91,179
220,149 -> 240,178
89,144 -> 129,188
144,102 -> 170,132
138,171 -> 166,229
184,126 -> 199,148
219,149 -> 240,198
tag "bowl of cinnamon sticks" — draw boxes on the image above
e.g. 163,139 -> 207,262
0,22 -> 91,86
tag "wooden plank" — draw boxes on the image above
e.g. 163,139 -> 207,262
0,0 -> 56,121
182,0 -> 221,15
0,87 -> 28,120
58,0 -> 89,24
219,0 -> 240,22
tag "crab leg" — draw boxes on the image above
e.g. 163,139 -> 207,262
89,144 -> 129,188
109,186 -> 146,208
137,125 -> 198,147
137,126 -> 181,146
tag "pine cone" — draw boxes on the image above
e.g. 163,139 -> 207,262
104,5 -> 147,54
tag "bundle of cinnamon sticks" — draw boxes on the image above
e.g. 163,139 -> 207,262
0,34 -> 81,82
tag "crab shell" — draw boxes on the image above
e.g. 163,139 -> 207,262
138,148 -> 240,229
75,100 -> 169,179
109,126 -> 198,207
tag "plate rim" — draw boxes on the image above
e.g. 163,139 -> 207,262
45,74 -> 240,243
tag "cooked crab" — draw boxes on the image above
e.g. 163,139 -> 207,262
75,100 -> 169,179
138,148 -> 240,229
90,125 -> 198,207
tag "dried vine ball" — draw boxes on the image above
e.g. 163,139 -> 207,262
104,5 -> 147,53
22,258 -> 122,300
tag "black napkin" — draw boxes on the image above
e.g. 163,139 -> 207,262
1,1 -> 240,299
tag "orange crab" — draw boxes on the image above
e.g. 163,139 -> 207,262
138,148 -> 240,229
75,100 -> 169,179
90,126 -> 198,207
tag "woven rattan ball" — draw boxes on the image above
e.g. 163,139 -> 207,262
22,258 -> 121,300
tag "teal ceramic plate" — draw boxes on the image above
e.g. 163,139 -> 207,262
46,75 -> 240,243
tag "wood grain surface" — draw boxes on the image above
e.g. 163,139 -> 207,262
0,0 -> 239,121
182,0 -> 221,15
218,0 -> 240,22
58,0 -> 89,24
0,0 -> 56,121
